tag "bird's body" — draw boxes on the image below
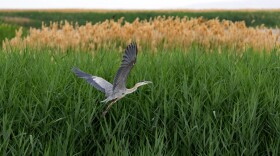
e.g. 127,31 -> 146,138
72,42 -> 152,115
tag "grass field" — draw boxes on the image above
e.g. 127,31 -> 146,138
1,10 -> 280,46
0,23 -> 27,46
1,10 -> 280,28
3,17 -> 279,53
1,10 -> 280,155
0,23 -> 19,44
1,46 -> 280,155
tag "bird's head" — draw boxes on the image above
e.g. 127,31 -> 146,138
126,81 -> 152,94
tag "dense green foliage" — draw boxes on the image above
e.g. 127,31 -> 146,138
0,10 -> 280,28
0,24 -> 18,45
0,23 -> 28,46
1,47 -> 280,155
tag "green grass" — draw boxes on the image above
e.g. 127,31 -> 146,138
1,46 -> 280,155
0,10 -> 280,28
0,24 -> 18,45
0,23 -> 28,46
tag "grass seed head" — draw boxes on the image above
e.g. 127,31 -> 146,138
3,16 -> 280,52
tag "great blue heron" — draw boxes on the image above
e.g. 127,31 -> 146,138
72,42 -> 152,116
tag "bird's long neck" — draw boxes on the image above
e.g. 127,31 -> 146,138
126,84 -> 140,94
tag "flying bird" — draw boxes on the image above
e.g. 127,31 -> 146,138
72,42 -> 152,116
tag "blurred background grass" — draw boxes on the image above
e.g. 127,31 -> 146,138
1,10 -> 280,28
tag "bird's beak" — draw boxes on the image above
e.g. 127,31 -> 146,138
144,81 -> 153,84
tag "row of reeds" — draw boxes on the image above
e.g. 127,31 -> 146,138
3,16 -> 280,52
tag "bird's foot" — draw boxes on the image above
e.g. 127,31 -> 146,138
102,99 -> 117,117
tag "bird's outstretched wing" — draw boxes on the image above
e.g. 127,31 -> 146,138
113,42 -> 138,91
72,68 -> 113,97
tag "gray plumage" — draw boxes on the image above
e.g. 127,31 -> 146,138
72,42 -> 152,115
113,42 -> 137,91
72,68 -> 113,97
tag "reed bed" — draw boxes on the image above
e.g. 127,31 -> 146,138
3,16 -> 280,52
2,15 -> 280,155
0,23 -> 19,45
1,48 -> 280,155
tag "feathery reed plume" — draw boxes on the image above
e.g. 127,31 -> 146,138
3,17 -> 280,52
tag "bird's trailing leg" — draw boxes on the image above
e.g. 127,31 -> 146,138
102,99 -> 118,116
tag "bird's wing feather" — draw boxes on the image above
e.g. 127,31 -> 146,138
72,68 -> 113,96
113,42 -> 137,91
